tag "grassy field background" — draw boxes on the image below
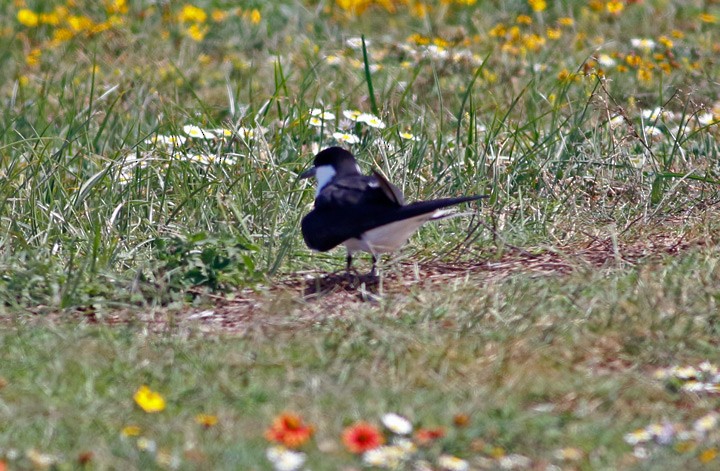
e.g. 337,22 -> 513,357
1,0 -> 720,469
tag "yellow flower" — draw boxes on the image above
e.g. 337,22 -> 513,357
625,54 -> 642,67
121,425 -> 142,437
179,4 -> 207,23
67,15 -> 94,33
658,35 -> 673,48
408,33 -> 430,45
133,385 -> 166,413
25,48 -> 41,66
588,0 -> 604,12
675,441 -> 696,453
411,2 -> 429,17
528,0 -> 546,13
700,448 -> 718,464
105,0 -> 128,15
546,27 -> 561,40
39,12 -> 60,25
637,67 -> 653,84
516,14 -> 532,24
249,8 -> 261,24
195,414 -> 219,427
489,23 -> 507,38
482,69 -> 497,83
606,1 -> 624,15
558,17 -> 574,26
559,69 -> 571,81
211,9 -> 228,22
185,23 -> 208,41
523,33 -> 545,51
17,8 -> 39,27
51,28 -> 74,45
432,37 -> 449,48
699,13 -> 717,24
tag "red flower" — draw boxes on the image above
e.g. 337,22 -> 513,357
415,427 -> 446,445
342,422 -> 384,454
265,412 -> 314,449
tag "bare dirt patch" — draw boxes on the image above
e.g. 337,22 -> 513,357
22,216 -> 713,333
179,221 -> 709,332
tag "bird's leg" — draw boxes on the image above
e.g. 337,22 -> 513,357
346,253 -> 353,273
369,254 -> 378,277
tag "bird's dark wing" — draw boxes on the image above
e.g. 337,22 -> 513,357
313,174 -> 403,209
302,195 -> 487,252
372,170 -> 405,205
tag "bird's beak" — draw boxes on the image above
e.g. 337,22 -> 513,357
299,167 -> 316,179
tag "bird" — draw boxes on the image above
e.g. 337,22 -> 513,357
299,146 -> 487,275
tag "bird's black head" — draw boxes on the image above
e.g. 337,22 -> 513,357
300,146 -> 361,180
313,147 -> 359,174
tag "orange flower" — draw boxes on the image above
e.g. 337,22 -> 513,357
453,413 -> 470,427
415,427 -> 446,445
195,413 -> 218,428
265,412 -> 314,449
342,422 -> 384,454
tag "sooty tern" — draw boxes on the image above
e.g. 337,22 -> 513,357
299,147 -> 487,275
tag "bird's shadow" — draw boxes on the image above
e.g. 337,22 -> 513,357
303,271 -> 381,302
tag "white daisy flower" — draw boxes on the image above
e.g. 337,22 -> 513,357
424,45 -> 449,60
698,113 -> 718,126
308,116 -> 324,127
609,115 -> 625,129
393,437 -> 417,455
186,153 -> 215,165
694,413 -> 718,433
136,437 -> 157,453
183,125 -> 217,140
310,108 -> 336,120
630,38 -> 656,51
362,446 -> 406,468
26,449 -> 56,468
325,54 -> 342,65
266,446 -> 306,471
345,37 -> 368,49
498,454 -> 532,469
437,454 -> 469,471
633,447 -> 649,459
381,413 -> 412,435
146,134 -> 187,148
237,127 -> 255,139
624,428 -> 652,445
682,380 -> 705,392
343,109 -> 363,121
673,366 -> 699,379
213,128 -> 234,138
643,126 -> 664,141
332,131 -> 360,144
357,113 -> 386,129
597,53 -> 616,67
641,107 -> 664,121
399,131 -> 419,141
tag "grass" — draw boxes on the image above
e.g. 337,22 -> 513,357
1,0 -> 720,469
2,246 -> 720,469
